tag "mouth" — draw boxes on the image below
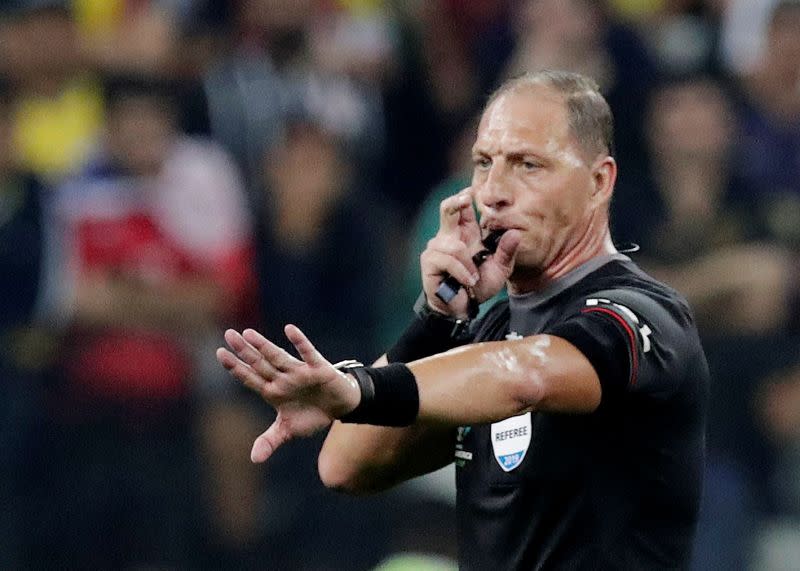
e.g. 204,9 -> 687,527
481,220 -> 517,235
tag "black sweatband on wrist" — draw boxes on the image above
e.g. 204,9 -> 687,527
386,293 -> 475,363
338,363 -> 420,426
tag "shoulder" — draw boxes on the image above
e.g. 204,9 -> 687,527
567,260 -> 695,329
547,260 -> 708,399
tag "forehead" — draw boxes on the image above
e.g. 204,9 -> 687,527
475,86 -> 571,152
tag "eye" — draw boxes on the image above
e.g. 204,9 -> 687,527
473,156 -> 491,170
522,160 -> 539,171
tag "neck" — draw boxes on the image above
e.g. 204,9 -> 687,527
508,215 -> 616,295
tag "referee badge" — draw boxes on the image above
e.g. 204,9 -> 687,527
491,412 -> 532,472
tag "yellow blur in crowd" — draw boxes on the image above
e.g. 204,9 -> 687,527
12,77 -> 103,180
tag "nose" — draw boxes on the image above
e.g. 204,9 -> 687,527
476,162 -> 513,212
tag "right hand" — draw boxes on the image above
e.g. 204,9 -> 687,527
421,188 -> 520,318
216,325 -> 360,463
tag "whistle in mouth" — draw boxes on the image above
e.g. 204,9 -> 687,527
435,230 -> 505,304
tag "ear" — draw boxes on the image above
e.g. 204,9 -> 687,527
590,156 -> 617,208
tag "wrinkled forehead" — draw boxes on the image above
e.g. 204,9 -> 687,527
475,86 -> 574,151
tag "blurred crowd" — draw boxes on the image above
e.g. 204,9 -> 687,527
0,0 -> 799,569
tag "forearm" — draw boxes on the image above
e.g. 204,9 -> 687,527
320,335 -> 599,492
319,422 -> 453,494
333,342 -> 538,433
318,340 -> 529,494
319,353 -> 454,492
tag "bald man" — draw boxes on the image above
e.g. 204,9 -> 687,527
218,70 -> 708,570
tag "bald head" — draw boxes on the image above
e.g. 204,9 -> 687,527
486,70 -> 614,161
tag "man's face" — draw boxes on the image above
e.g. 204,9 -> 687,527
471,86 -> 603,278
107,96 -> 174,176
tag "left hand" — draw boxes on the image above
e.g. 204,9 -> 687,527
216,325 -> 360,463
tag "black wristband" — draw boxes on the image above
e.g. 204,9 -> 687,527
338,363 -> 420,426
385,293 -> 475,363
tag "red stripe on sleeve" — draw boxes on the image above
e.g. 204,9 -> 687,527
581,307 -> 639,387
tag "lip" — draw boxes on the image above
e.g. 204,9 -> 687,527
480,221 -> 520,233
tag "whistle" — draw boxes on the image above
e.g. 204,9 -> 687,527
435,230 -> 505,304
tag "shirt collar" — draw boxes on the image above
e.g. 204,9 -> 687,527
508,253 -> 630,311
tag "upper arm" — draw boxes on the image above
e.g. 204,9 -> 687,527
518,334 -> 602,413
546,289 -> 692,404
406,335 -> 602,422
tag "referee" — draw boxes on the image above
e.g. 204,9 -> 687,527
217,70 -> 709,570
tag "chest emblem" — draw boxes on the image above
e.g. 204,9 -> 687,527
491,412 -> 532,472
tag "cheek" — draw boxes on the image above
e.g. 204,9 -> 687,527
522,194 -> 569,230
554,202 -> 580,229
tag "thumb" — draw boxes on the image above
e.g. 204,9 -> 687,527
492,230 -> 521,274
250,419 -> 292,463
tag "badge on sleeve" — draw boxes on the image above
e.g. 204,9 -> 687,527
491,412 -> 532,472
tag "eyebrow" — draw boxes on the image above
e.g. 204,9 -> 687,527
471,148 -> 547,162
506,151 -> 544,162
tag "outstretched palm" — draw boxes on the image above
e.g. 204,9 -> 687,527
216,325 -> 356,463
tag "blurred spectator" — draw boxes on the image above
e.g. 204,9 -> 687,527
25,76 -> 258,568
245,117 -> 395,569
71,0 -> 219,135
756,363 -> 800,571
731,0 -> 800,251
379,0 -> 512,219
760,364 -> 800,515
201,0 -> 387,200
638,75 -> 793,335
309,0 -> 397,84
0,2 -> 104,182
719,0 -> 782,76
0,88 -> 44,349
73,0 -> 206,77
398,0 -> 510,138
0,85 -> 49,569
625,0 -> 724,77
255,118 -> 390,361
633,74 -> 798,570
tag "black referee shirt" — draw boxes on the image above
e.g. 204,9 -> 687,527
455,254 -> 708,570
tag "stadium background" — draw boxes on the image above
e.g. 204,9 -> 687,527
1,0 -> 799,568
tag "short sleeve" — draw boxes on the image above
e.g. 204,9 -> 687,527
545,290 -> 687,401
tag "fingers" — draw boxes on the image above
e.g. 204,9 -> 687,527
241,328 -> 299,372
284,324 -> 326,367
421,248 -> 478,288
438,189 -> 475,234
216,346 -> 272,394
218,328 -> 300,399
224,329 -> 282,377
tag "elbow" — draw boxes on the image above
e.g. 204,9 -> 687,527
504,335 -> 602,414
318,449 -> 358,493
508,372 -> 547,414
317,446 -> 376,495
511,365 -> 601,415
